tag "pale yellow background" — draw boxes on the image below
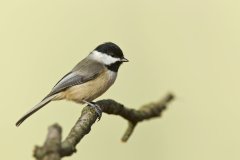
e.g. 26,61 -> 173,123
0,0 -> 239,160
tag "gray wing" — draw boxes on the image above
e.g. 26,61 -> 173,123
45,58 -> 104,99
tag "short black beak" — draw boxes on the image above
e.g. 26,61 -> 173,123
121,57 -> 129,62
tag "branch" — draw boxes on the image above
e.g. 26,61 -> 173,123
34,93 -> 174,160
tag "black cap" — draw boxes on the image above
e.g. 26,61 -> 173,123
95,42 -> 124,59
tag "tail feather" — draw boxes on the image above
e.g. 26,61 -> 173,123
15,95 -> 56,127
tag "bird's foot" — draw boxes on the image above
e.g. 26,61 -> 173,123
83,100 -> 102,121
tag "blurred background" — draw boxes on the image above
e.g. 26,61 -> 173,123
0,0 -> 240,160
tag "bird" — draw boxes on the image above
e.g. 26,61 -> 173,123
16,42 -> 128,127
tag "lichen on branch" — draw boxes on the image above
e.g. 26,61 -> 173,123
34,93 -> 174,160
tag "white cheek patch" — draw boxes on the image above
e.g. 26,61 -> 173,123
90,51 -> 121,65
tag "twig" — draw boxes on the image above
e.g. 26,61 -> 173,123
34,93 -> 174,160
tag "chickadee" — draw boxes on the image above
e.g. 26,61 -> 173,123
16,42 -> 128,126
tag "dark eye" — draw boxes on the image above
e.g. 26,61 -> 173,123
109,52 -> 117,57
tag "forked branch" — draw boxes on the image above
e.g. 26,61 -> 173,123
34,93 -> 175,160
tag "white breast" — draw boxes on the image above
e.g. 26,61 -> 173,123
107,70 -> 117,85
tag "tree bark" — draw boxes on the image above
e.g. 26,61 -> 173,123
34,93 -> 174,160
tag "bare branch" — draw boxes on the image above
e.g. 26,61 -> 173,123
34,93 -> 174,160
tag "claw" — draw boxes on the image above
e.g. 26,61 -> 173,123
83,100 -> 102,121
